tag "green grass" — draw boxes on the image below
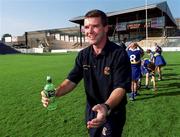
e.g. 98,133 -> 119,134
0,52 -> 179,137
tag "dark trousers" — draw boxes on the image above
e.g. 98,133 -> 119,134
86,103 -> 126,137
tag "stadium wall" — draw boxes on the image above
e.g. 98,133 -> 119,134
16,48 -> 83,53
51,48 -> 83,53
16,48 -> 43,53
142,47 -> 180,52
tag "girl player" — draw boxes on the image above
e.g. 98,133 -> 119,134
141,58 -> 157,94
127,42 -> 144,100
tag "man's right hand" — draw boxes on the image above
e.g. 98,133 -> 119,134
41,91 -> 50,107
87,104 -> 108,129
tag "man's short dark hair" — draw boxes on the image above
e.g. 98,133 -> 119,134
85,9 -> 108,26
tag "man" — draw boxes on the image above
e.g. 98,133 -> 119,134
41,9 -> 131,137
121,37 -> 127,50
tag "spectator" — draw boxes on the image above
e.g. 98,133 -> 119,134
121,37 -> 127,50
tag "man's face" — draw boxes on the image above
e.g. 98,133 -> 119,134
84,17 -> 108,45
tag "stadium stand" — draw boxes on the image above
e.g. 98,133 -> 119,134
0,42 -> 20,54
50,40 -> 89,50
137,37 -> 180,48
163,37 -> 180,47
2,1 -> 179,52
51,40 -> 78,49
70,1 -> 178,48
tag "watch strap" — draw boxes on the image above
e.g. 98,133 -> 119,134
104,103 -> 111,116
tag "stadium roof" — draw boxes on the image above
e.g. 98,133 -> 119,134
69,1 -> 177,27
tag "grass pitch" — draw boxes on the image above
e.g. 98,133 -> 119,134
0,52 -> 179,137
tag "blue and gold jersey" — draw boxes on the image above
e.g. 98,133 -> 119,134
127,48 -> 142,66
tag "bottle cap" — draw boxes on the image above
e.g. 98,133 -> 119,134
46,76 -> 52,83
47,76 -> 51,81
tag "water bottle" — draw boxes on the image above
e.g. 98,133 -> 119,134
43,76 -> 57,110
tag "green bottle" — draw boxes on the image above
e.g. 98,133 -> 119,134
44,76 -> 57,111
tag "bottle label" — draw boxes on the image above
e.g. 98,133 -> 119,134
47,90 -> 55,98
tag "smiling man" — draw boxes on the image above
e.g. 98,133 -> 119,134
41,9 -> 131,137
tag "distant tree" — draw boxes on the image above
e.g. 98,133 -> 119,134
1,33 -> 12,42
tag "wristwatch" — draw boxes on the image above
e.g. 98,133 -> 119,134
104,103 -> 111,116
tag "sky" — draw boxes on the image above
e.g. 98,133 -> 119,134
0,0 -> 180,38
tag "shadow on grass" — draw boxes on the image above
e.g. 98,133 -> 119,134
134,93 -> 156,101
163,73 -> 178,77
167,82 -> 180,88
163,68 -> 173,71
157,73 -> 180,81
156,90 -> 180,96
134,90 -> 180,101
161,77 -> 180,81
167,63 -> 180,67
134,79 -> 180,101
157,82 -> 180,89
